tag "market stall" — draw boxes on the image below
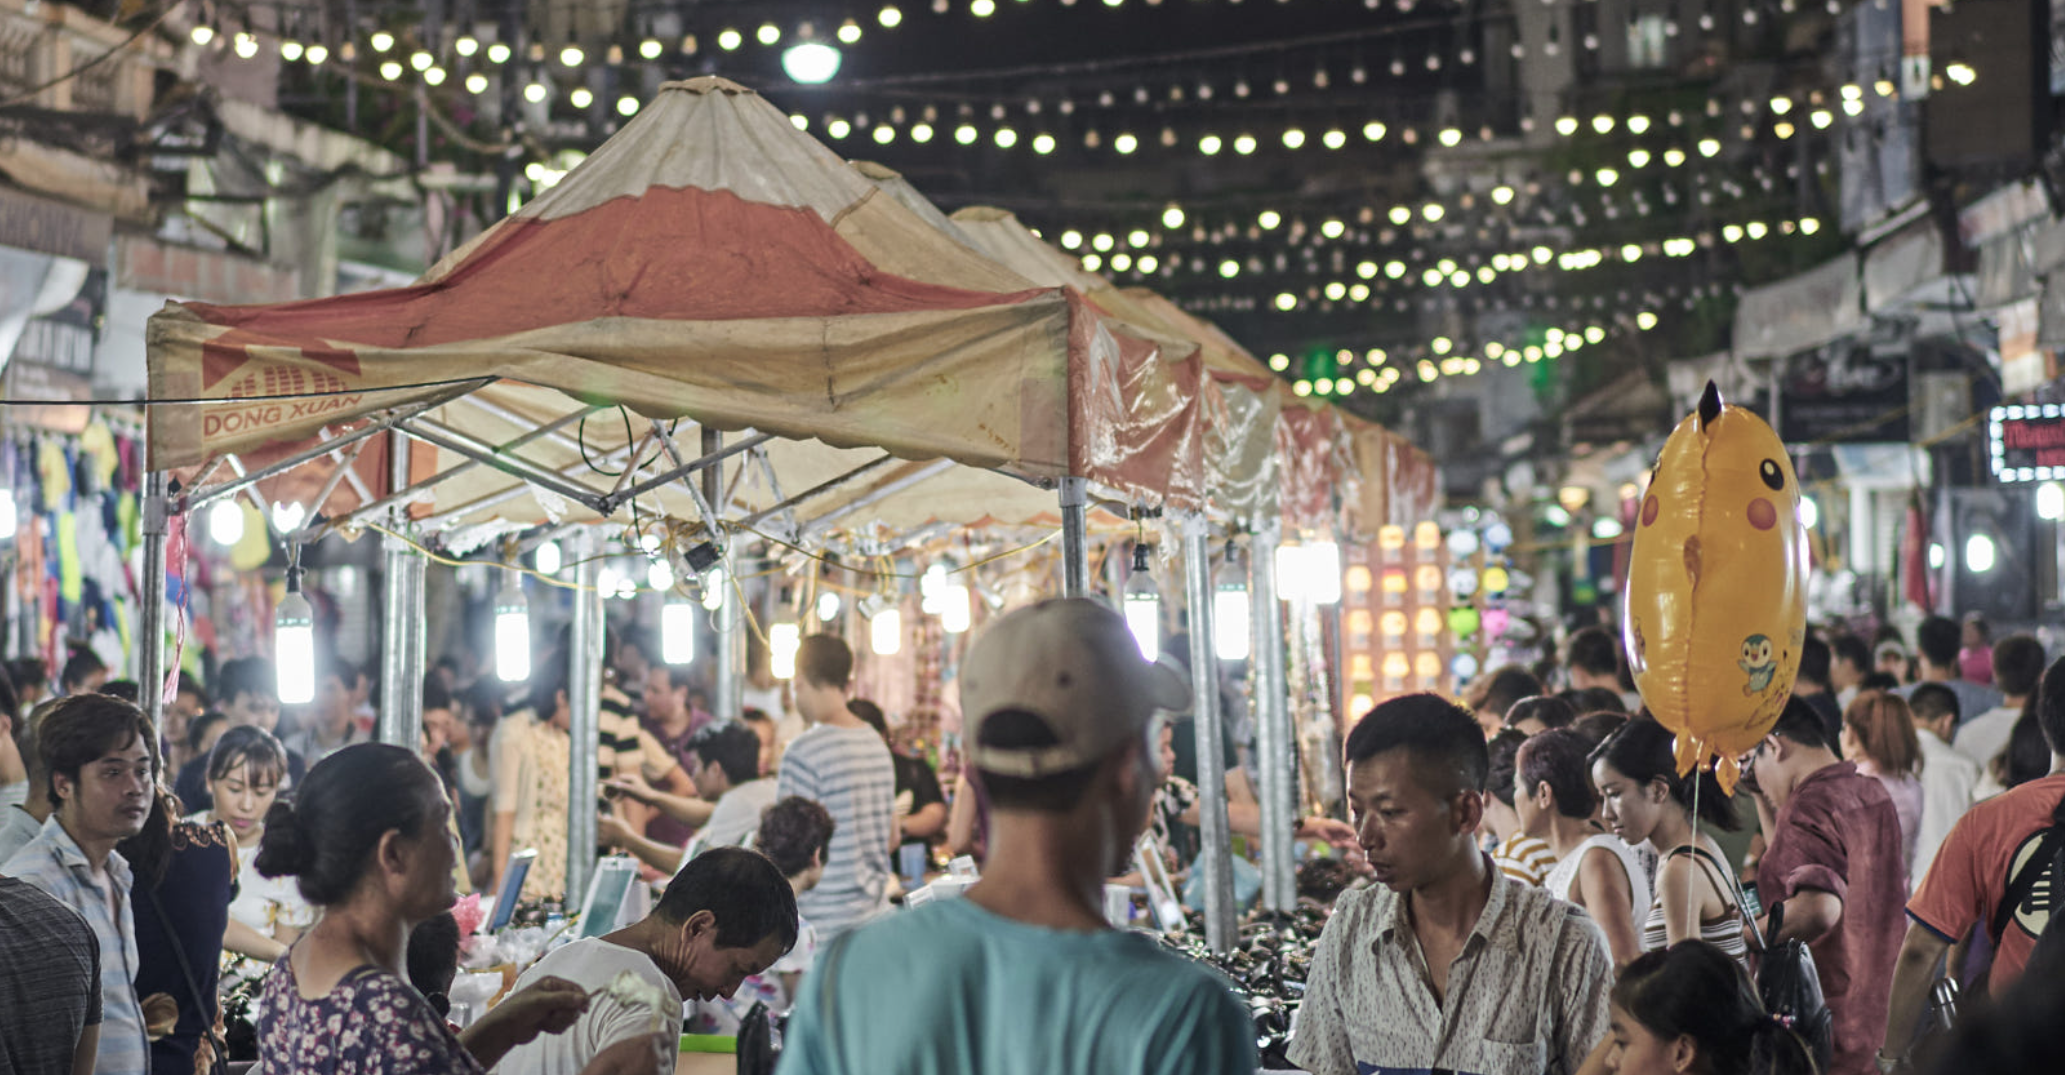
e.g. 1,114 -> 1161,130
141,77 -> 1215,913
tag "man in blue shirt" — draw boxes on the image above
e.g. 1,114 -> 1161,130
778,599 -> 1255,1075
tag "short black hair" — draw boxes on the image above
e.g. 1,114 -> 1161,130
1907,683 -> 1960,726
528,656 -> 568,719
1797,636 -> 1831,689
1831,636 -> 1871,674
2003,708 -> 2053,790
1861,671 -> 1901,693
1572,710 -> 1630,747
319,655 -> 361,690
972,709 -> 1104,813
59,648 -> 107,691
175,671 -> 210,707
186,710 -> 229,754
691,722 -> 762,787
740,707 -> 774,727
755,796 -> 835,879
1916,616 -> 1961,669
1770,695 -> 1833,751
421,673 -> 453,714
1486,729 -> 1529,808
37,693 -> 156,809
1505,695 -> 1579,732
2039,656 -> 2065,757
1557,687 -> 1628,717
216,657 -> 277,705
1566,626 -> 1623,678
98,680 -> 141,704
1995,636 -> 2048,699
1465,665 -> 1543,722
1517,728 -> 1598,819
655,846 -> 799,953
1344,693 -> 1489,799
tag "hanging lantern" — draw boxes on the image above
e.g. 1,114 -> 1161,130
1123,543 -> 1161,660
493,571 -> 531,683
275,563 -> 316,705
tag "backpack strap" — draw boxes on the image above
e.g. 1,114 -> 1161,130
1987,791 -> 2065,948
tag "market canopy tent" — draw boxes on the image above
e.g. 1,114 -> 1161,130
145,77 -> 1207,540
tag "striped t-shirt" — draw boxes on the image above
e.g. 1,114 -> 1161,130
778,724 -> 897,940
1491,832 -> 1558,887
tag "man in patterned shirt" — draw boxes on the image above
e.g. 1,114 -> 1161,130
3,693 -> 157,1075
1291,694 -> 1612,1075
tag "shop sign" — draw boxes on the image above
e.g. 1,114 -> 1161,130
1776,340 -> 1911,444
1989,404 -> 2065,481
0,187 -> 112,267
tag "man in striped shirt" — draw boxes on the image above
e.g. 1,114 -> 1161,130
3,693 -> 157,1075
777,635 -> 898,941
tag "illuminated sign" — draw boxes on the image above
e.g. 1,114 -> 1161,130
1990,405 -> 2065,482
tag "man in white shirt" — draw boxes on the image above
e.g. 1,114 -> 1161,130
1902,682 -> 1980,891
494,846 -> 798,1075
598,722 -> 776,873
1951,634 -> 2044,783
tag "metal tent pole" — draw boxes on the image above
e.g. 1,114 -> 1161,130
1060,477 -> 1089,597
1251,522 -> 1296,913
139,472 -> 171,733
378,432 -> 428,749
1183,515 -> 1236,952
702,429 -> 742,722
566,528 -> 604,906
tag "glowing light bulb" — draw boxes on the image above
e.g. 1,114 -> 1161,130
208,499 -> 246,546
870,607 -> 902,655
769,621 -> 802,678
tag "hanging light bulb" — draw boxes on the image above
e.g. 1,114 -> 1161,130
1966,534 -> 1997,574
816,590 -> 842,622
939,581 -> 973,634
871,606 -> 903,656
701,566 -> 728,611
271,501 -> 307,534
494,572 -> 531,682
275,562 -> 317,705
0,487 -> 14,541
661,596 -> 697,665
208,499 -> 246,547
1123,543 -> 1161,660
2037,482 -> 2065,521
648,558 -> 676,591
1213,552 -> 1250,661
533,540 -> 562,576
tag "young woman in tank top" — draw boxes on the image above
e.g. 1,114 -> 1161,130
1589,717 -> 1751,970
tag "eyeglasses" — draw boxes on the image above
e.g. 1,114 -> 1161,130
1737,740 -> 1767,774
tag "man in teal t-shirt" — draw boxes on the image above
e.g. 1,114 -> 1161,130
777,600 -> 1256,1075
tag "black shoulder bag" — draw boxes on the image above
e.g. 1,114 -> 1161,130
1755,899 -> 1833,1075
1983,791 -> 2065,988
145,887 -> 227,1075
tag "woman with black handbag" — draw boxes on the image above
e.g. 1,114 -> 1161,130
120,784 -> 236,1075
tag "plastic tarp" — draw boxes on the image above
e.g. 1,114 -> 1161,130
144,78 -> 1204,532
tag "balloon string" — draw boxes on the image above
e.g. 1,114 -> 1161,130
1686,751 -> 1704,930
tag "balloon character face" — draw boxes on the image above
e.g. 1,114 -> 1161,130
1623,382 -> 1808,793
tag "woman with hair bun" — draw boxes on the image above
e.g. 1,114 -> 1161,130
1590,717 -> 1751,970
251,743 -> 660,1075
1585,940 -> 1818,1075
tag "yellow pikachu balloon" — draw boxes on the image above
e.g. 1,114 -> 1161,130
1623,382 -> 1807,793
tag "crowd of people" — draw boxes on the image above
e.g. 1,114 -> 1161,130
1,598 -> 2061,1075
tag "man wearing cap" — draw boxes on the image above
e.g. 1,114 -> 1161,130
777,599 -> 1255,1075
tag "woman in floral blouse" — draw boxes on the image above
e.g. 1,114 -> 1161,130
250,743 -> 664,1075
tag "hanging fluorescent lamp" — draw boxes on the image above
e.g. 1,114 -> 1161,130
1123,543 -> 1161,660
275,560 -> 316,705
494,572 -> 531,682
769,619 -> 802,679
870,606 -> 903,655
661,596 -> 696,665
1274,541 -> 1343,605
1213,551 -> 1251,661
938,583 -> 973,634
